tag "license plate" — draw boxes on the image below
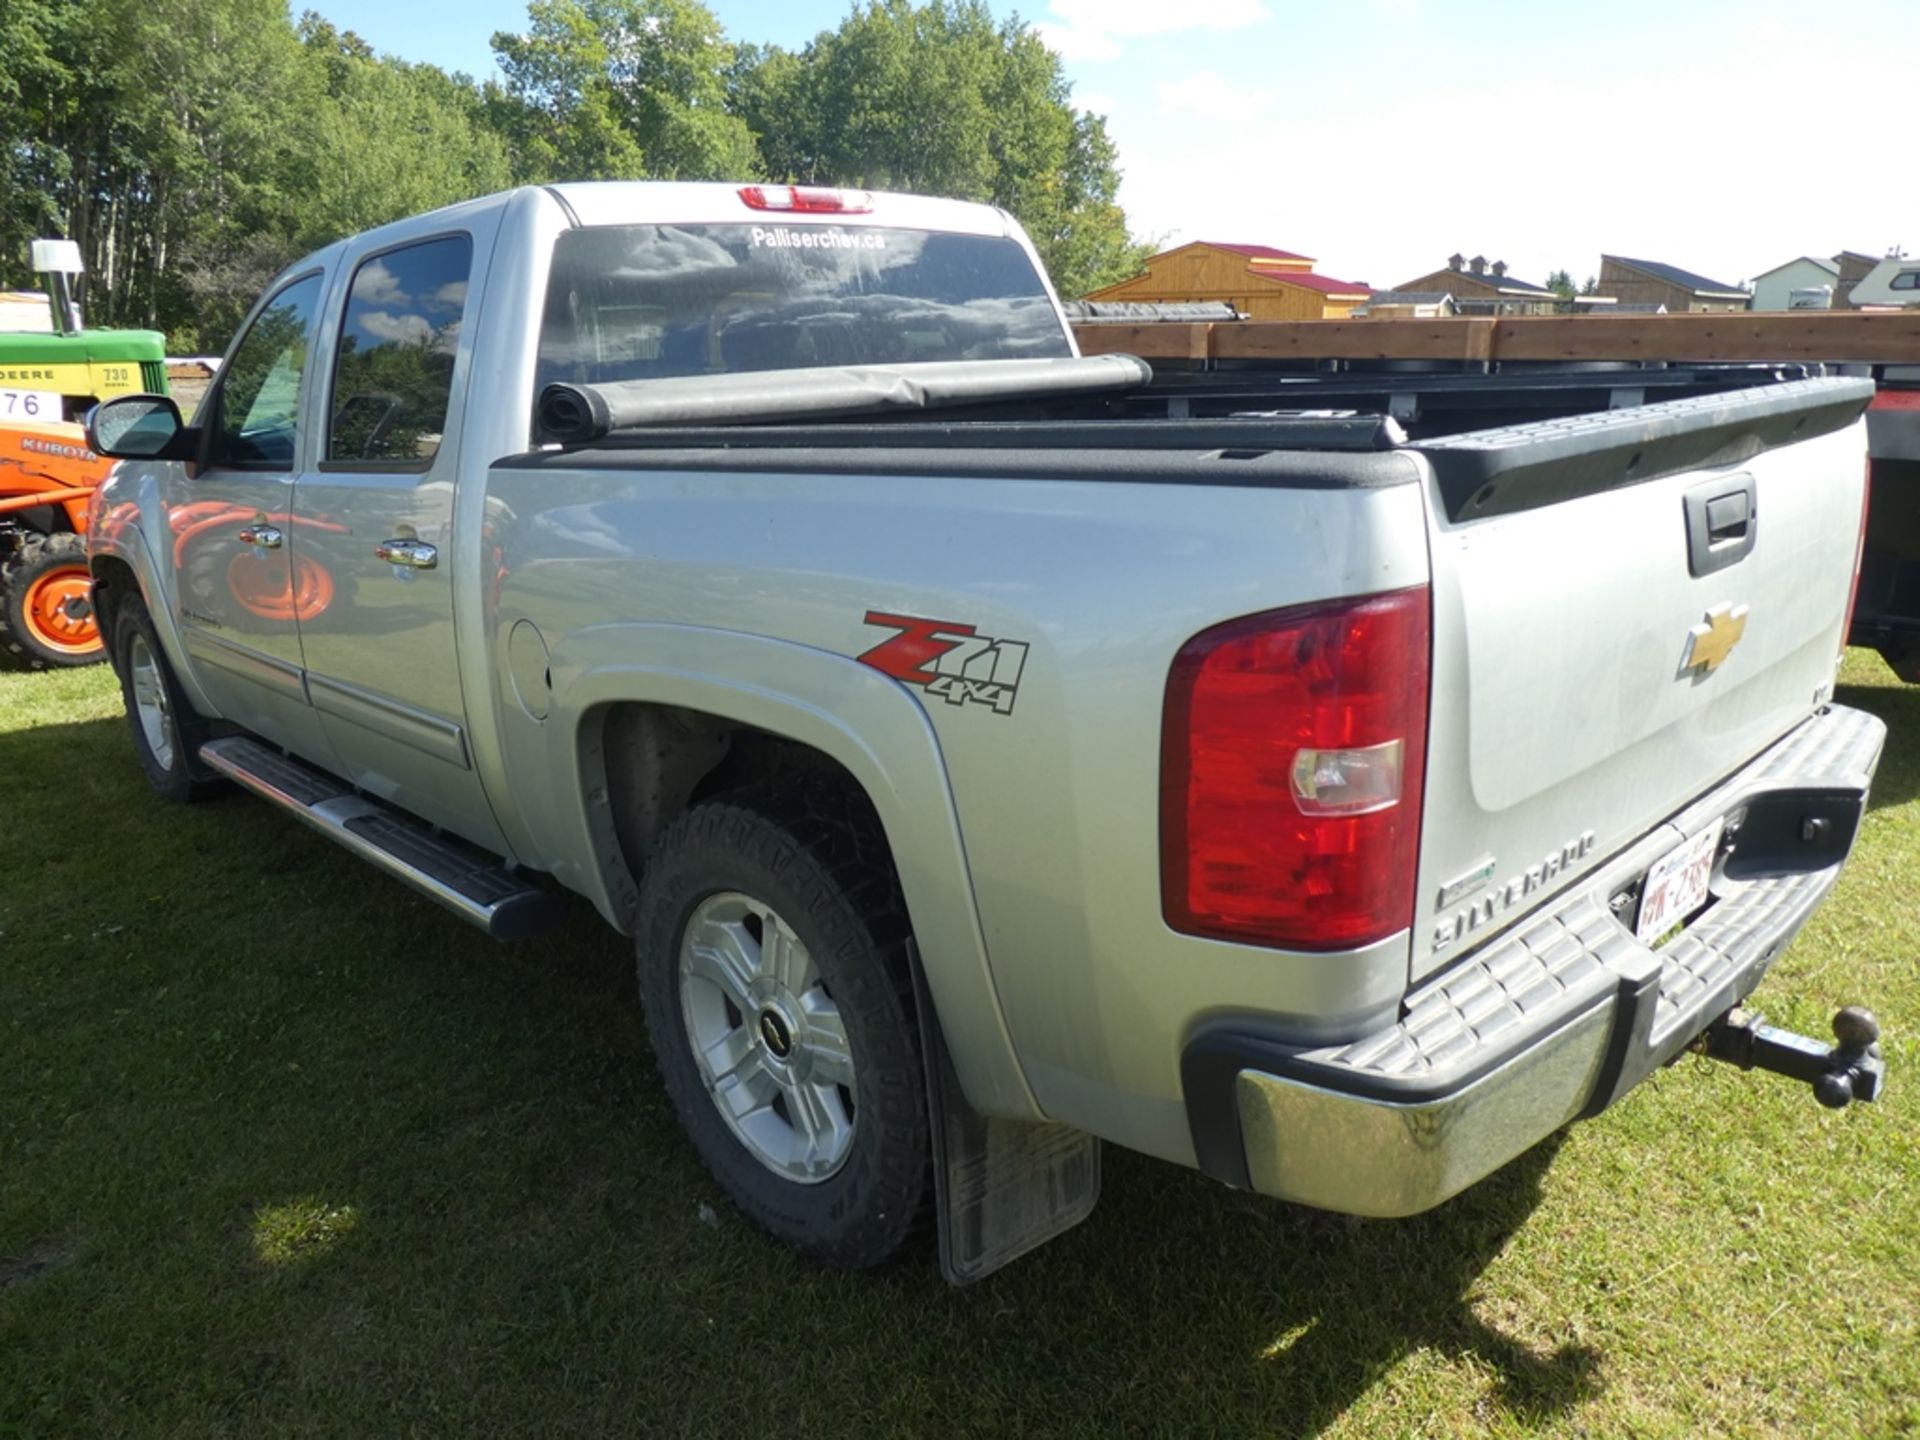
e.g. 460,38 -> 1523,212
1635,818 -> 1724,946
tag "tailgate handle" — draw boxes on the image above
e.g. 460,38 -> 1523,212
1685,474 -> 1758,577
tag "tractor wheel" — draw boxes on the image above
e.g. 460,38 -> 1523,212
0,532 -> 105,669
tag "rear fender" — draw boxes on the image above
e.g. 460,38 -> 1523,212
539,621 -> 1042,1122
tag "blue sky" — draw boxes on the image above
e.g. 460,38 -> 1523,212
311,0 -> 1915,291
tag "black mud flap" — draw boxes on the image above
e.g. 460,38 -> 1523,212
910,948 -> 1100,1285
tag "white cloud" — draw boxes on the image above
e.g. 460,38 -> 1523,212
1035,0 -> 1270,63
358,310 -> 435,346
351,260 -> 407,306
1097,45 -> 1914,301
428,280 -> 468,313
1155,71 -> 1272,123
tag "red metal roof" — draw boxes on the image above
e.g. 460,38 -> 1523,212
1246,268 -> 1370,295
1201,241 -> 1314,263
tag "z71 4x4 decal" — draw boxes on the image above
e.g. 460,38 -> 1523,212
857,610 -> 1029,716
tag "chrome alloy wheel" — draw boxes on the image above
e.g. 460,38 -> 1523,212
678,891 -> 857,1183
127,632 -> 177,771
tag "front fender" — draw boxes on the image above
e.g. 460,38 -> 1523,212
88,467 -> 216,718
529,621 -> 1042,1122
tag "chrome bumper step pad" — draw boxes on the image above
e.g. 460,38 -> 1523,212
1309,703 -> 1886,1099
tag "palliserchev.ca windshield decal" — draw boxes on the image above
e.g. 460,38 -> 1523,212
748,227 -> 888,251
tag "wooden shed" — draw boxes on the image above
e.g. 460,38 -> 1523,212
1596,256 -> 1748,313
1391,255 -> 1557,315
1083,241 -> 1370,321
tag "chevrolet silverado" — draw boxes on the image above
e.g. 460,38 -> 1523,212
84,182 -> 1887,1280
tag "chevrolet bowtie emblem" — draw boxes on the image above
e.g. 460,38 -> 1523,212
1684,602 -> 1749,674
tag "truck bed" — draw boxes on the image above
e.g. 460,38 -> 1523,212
494,371 -> 1873,1161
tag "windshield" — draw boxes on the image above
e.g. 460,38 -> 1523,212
536,223 -> 1070,391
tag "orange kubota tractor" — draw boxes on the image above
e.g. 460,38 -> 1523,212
1,239 -> 170,668
0,418 -> 119,667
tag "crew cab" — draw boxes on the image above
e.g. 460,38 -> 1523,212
85,183 -> 1887,1281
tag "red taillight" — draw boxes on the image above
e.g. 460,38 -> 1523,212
1842,454 -> 1872,657
738,184 -> 873,214
1161,587 -> 1431,952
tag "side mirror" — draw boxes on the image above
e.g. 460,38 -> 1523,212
87,394 -> 197,461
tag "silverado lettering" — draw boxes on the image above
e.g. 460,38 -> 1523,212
1431,831 -> 1597,953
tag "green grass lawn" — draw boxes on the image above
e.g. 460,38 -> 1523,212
2,655 -> 1916,1438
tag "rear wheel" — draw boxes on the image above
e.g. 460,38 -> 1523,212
111,597 -> 218,802
636,784 -> 932,1269
1,533 -> 104,668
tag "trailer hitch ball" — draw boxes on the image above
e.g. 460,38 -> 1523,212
1832,1005 -> 1881,1050
1696,1005 -> 1885,1108
1815,1007 -> 1883,1109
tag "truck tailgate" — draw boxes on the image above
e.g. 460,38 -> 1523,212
1409,376 -> 1874,981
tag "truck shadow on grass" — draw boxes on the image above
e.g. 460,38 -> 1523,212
0,723 -> 1601,1440
924,1134 -> 1601,1436
30,698 -> 1838,1437
590,1044 -> 1587,1432
10,653 -> 1916,1434
22,648 -> 1920,1434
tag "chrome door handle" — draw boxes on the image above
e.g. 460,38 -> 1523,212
237,524 -> 284,549
376,538 -> 438,570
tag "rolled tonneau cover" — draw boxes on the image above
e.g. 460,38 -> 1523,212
537,354 -> 1154,441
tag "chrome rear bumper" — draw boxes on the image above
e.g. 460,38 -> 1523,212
1182,703 -> 1886,1217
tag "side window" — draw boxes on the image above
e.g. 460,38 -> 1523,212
212,273 -> 324,467
329,235 -> 473,467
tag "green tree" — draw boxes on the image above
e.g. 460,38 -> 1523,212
0,0 -> 80,273
0,0 -> 521,350
725,42 -> 819,183
161,10 -> 516,350
2,0 -> 1150,347
0,0 -> 312,340
491,0 -> 759,182
1545,268 -> 1576,300
732,1 -> 1146,296
291,17 -> 513,247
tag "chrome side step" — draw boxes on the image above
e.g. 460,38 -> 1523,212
198,736 -> 564,941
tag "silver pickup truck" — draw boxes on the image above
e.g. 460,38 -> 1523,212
85,182 -> 1887,1281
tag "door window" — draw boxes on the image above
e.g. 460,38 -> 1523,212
210,272 -> 324,468
328,235 -> 473,467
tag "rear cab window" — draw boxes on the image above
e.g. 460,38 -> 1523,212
536,223 -> 1070,394
329,234 -> 473,468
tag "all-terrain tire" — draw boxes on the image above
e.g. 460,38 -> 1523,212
635,782 -> 932,1269
110,596 -> 220,803
0,532 -> 105,668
